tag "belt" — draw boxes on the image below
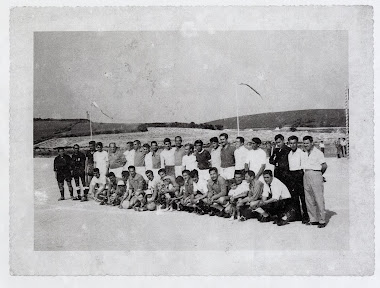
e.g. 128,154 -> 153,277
305,169 -> 321,172
289,169 -> 303,172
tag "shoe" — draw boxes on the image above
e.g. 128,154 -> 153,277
239,216 -> 247,222
305,221 -> 319,226
277,219 -> 289,226
318,223 -> 327,228
58,197 -> 65,201
73,196 -> 81,201
223,213 -> 230,218
259,216 -> 271,223
70,195 -> 74,199
99,201 -> 105,205
80,196 -> 88,202
209,210 -> 216,216
302,218 -> 310,224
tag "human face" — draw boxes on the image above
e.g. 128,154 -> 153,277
109,175 -> 116,183
58,149 -> 64,157
110,144 -> 116,153
143,147 -> 149,155
182,172 -> 190,182
146,172 -> 154,181
89,143 -> 95,151
219,136 -> 227,146
246,142 -> 253,150
159,171 -> 166,179
245,173 -> 253,182
126,143 -> 132,151
289,139 -> 298,152
275,138 -> 285,149
164,179 -> 171,186
211,141 -> 219,149
303,139 -> 313,152
175,137 -> 182,148
122,174 -> 129,182
133,141 -> 140,151
235,139 -> 243,148
151,142 -> 158,152
252,142 -> 259,150
263,174 -> 273,185
195,143 -> 202,152
94,171 -> 100,178
96,145 -> 102,152
164,142 -> 171,150
230,183 -> 237,190
210,170 -> 218,181
73,145 -> 79,154
234,174 -> 243,185
128,168 -> 136,177
184,145 -> 191,156
192,175 -> 199,183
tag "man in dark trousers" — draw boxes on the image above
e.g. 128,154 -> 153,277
71,144 -> 88,201
269,134 -> 291,186
54,147 -> 74,201
85,140 -> 96,188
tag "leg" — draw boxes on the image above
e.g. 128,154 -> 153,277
57,180 -> 65,199
304,173 -> 318,223
147,202 -> 156,211
310,172 -> 326,224
66,177 -> 74,198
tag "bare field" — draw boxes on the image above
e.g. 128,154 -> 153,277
34,157 -> 349,251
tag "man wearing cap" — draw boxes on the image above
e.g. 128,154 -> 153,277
108,142 -> 127,178
174,136 -> 186,177
303,136 -> 328,228
85,141 -> 96,187
244,137 -> 266,182
54,147 -> 74,201
71,144 -> 87,201
269,134 -> 291,187
219,133 -> 236,181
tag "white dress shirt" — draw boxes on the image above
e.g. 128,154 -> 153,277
303,147 -> 325,170
262,177 -> 291,200
123,149 -> 135,169
288,148 -> 306,171
234,145 -> 249,170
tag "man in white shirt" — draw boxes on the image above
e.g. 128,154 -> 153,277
88,168 -> 107,200
234,137 -> 248,175
244,137 -> 266,182
182,143 -> 198,171
160,138 -> 176,177
190,169 -> 209,214
123,141 -> 134,171
174,136 -> 186,177
210,137 -> 221,172
287,135 -> 309,223
303,135 -> 328,228
93,142 -> 109,178
252,170 -> 292,226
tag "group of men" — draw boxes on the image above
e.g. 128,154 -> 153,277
53,133 -> 328,227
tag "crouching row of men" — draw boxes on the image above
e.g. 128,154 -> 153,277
89,164 -> 293,226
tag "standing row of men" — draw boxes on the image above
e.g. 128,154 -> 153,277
53,133 -> 327,227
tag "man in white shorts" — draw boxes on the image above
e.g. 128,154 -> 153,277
108,142 -> 126,178
89,168 -> 107,200
219,133 -> 236,181
123,141 -> 134,171
245,137 -> 266,183
174,136 -> 186,177
93,142 -> 109,178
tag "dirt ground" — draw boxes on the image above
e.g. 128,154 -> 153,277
34,156 -> 349,251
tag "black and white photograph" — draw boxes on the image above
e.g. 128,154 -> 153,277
8,4 -> 375,277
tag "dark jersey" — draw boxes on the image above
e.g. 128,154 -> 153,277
195,149 -> 211,170
71,151 -> 86,172
54,154 -> 72,176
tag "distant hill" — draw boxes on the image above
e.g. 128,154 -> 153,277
205,109 -> 346,129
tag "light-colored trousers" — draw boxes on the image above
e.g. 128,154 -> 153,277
304,170 -> 326,223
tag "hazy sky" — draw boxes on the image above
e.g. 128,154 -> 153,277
34,31 -> 348,123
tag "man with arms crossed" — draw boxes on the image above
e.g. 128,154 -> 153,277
303,136 -> 328,228
288,135 -> 309,223
108,142 -> 127,178
269,134 -> 291,187
244,137 -> 266,182
160,138 -> 176,177
174,136 -> 186,177
219,133 -> 236,181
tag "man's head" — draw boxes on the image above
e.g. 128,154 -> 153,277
175,136 -> 182,148
128,166 -> 136,177
303,136 -> 314,152
145,170 -> 154,181
142,143 -> 150,155
109,142 -> 117,153
234,171 -> 244,185
73,144 -> 79,154
210,137 -> 219,149
96,142 -> 103,152
151,141 -> 158,152
288,135 -> 299,152
163,176 -> 172,186
57,147 -> 65,156
158,168 -> 167,179
164,138 -> 171,150
108,172 -> 116,183
245,170 -> 256,182
176,176 -> 185,186
190,169 -> 199,183
263,170 -> 273,185
184,143 -> 194,155
251,137 -> 261,150
93,168 -> 100,178
246,141 -> 253,150
194,140 -> 203,152
275,134 -> 285,148
209,167 -> 219,181
89,141 -> 96,151
219,133 -> 228,146
229,179 -> 237,190
133,140 -> 141,151
126,141 -> 133,151
236,137 -> 245,148
182,169 -> 191,182
121,170 -> 130,182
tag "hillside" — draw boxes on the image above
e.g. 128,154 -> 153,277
205,109 -> 346,129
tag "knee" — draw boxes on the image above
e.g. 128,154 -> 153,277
147,203 -> 156,211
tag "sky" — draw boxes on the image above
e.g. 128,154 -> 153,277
34,30 -> 348,123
